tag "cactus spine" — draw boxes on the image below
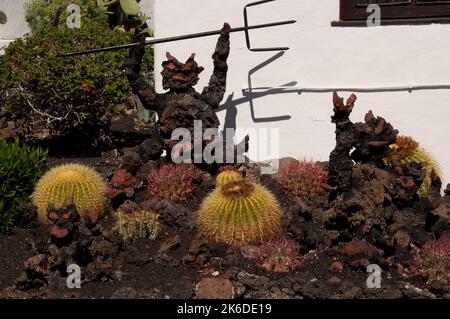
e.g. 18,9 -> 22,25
216,170 -> 242,187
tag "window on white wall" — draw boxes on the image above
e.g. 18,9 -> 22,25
332,0 -> 450,26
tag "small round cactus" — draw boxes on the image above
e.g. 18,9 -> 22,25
216,168 -> 242,188
255,238 -> 303,273
384,135 -> 441,197
198,179 -> 282,247
32,163 -> 107,224
147,164 -> 194,202
278,160 -> 329,199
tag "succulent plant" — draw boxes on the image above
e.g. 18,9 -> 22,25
410,233 -> 450,285
114,210 -> 159,241
216,168 -> 242,188
97,0 -> 150,35
32,163 -> 108,224
384,135 -> 441,198
147,164 -> 195,202
278,160 -> 329,199
198,179 -> 282,247
255,238 -> 303,273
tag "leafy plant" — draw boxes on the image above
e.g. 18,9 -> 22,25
32,163 -> 108,224
384,135 -> 441,198
0,140 -> 49,232
279,160 -> 329,199
410,233 -> 450,285
114,209 -> 160,241
0,0 -> 153,148
25,0 -> 105,32
97,0 -> 151,35
147,164 -> 195,202
255,238 -> 303,273
198,179 -> 282,247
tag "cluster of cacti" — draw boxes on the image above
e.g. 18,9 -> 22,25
32,163 -> 107,224
383,135 -> 441,197
410,233 -> 450,285
198,178 -> 282,247
278,160 -> 329,199
147,164 -> 195,202
255,238 -> 303,273
114,210 -> 160,242
216,167 -> 242,187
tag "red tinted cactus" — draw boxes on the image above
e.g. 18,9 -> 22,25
147,164 -> 195,202
255,238 -> 303,273
279,160 -> 329,199
410,233 -> 450,285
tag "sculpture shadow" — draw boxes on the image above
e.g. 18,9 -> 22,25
218,51 -> 297,137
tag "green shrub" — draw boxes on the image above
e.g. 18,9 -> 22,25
25,0 -> 107,32
0,0 -> 153,147
0,140 -> 49,232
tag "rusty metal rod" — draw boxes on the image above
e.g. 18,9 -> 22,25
59,20 -> 296,57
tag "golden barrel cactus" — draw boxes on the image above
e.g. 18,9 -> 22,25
384,135 -> 441,198
198,179 -> 282,247
32,163 -> 108,223
215,169 -> 242,188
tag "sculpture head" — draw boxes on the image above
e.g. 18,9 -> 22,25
161,52 -> 204,91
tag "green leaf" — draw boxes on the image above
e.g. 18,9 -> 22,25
120,0 -> 140,16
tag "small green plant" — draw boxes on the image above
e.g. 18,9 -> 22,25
114,210 -> 159,241
255,238 -> 303,273
32,163 -> 108,224
198,179 -> 282,247
147,164 -> 195,202
279,160 -> 329,199
384,135 -> 441,198
410,233 -> 450,285
0,140 -> 49,232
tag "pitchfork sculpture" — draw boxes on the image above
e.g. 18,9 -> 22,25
59,0 -> 296,57
59,0 -> 296,164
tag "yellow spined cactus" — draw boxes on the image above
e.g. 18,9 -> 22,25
198,179 -> 282,247
384,135 -> 441,197
32,163 -> 107,223
215,169 -> 242,188
114,210 -> 160,242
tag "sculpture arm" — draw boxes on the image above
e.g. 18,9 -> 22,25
201,23 -> 231,109
125,33 -> 157,110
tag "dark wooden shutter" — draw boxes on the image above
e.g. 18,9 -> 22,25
338,0 -> 450,25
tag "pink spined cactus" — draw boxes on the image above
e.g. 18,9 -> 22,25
256,238 -> 303,273
279,160 -> 329,199
147,164 -> 195,202
410,233 -> 450,285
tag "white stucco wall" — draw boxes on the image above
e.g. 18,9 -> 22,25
153,0 -> 450,185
